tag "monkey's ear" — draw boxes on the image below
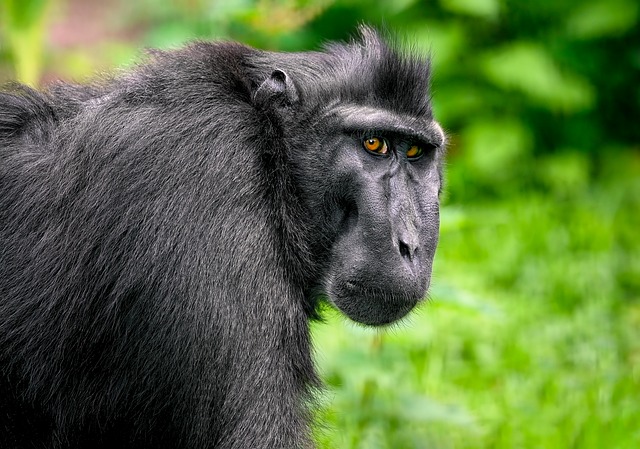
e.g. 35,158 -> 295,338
254,70 -> 299,109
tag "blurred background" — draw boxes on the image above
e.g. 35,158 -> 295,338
1,0 -> 638,447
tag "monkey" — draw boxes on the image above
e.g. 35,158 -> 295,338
0,27 -> 445,449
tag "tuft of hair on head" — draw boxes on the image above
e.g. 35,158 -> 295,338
324,25 -> 433,118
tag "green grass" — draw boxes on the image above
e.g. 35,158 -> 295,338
312,153 -> 640,449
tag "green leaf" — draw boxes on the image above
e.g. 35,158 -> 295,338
566,0 -> 639,39
480,42 -> 595,113
440,0 -> 500,20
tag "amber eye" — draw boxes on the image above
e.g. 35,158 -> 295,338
363,137 -> 389,156
406,145 -> 424,160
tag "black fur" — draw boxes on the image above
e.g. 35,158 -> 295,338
0,27 -> 443,448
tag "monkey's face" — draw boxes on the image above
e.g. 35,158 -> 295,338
255,45 -> 442,326
297,105 -> 446,326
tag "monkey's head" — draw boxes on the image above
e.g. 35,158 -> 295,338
254,28 -> 445,326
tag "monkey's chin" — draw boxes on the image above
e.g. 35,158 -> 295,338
328,283 -> 421,326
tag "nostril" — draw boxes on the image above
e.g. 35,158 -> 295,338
398,239 -> 413,260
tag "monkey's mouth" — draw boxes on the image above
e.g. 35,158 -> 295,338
328,279 -> 421,326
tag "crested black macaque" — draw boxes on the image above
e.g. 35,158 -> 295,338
0,27 -> 445,449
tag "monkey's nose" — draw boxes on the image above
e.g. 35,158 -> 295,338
398,237 -> 418,262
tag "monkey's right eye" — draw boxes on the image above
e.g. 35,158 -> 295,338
363,137 -> 389,156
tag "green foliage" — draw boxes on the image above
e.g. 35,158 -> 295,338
121,0 -> 333,50
0,1 -> 638,448
480,42 -> 595,113
0,0 -> 47,85
440,0 -> 500,20
566,0 -> 639,39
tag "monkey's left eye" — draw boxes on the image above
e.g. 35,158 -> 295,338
406,145 -> 424,160
363,137 -> 389,156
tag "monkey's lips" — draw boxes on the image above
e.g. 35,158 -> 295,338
328,278 -> 425,326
